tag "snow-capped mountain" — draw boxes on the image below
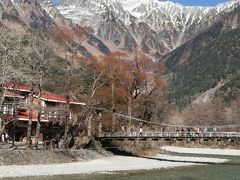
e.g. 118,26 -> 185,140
35,0 -> 239,58
0,0 -> 112,59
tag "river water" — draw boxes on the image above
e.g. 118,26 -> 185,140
3,155 -> 240,180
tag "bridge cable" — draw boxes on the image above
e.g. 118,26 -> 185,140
93,107 -> 240,129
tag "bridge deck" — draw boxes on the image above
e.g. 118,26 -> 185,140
97,132 -> 240,140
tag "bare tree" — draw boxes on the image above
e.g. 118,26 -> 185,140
0,28 -> 29,138
19,34 -> 60,148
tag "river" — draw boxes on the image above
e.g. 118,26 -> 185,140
61,164 -> 240,180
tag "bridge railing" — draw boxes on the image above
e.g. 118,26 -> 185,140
99,131 -> 240,138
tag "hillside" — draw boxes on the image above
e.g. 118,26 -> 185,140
165,5 -> 240,107
168,29 -> 240,107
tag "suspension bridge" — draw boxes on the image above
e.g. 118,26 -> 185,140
94,111 -> 240,142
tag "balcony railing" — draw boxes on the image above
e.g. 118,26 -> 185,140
1,104 -> 77,123
40,111 -> 75,122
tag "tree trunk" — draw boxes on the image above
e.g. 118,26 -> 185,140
35,83 -> 42,149
11,120 -> 15,148
35,113 -> 41,149
0,118 -> 6,141
64,96 -> 70,149
27,88 -> 34,148
11,106 -> 17,148
127,94 -> 132,132
0,96 -> 6,136
111,80 -> 116,132
83,104 -> 93,137
64,61 -> 71,148
64,113 -> 69,149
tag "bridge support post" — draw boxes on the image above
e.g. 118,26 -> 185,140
98,113 -> 102,136
135,138 -> 140,144
147,138 -> 154,149
236,138 -> 240,148
87,115 -> 92,137
112,113 -> 117,133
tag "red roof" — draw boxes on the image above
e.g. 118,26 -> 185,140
4,84 -> 32,92
4,84 -> 85,105
37,92 -> 85,105
1,91 -> 24,98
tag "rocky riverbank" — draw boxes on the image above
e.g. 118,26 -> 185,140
0,141 -> 111,166
0,149 -> 110,166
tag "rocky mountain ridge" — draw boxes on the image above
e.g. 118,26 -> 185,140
40,0 -> 240,57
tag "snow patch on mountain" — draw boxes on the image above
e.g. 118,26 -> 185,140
39,0 -> 240,54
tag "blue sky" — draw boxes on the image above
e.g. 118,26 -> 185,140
51,0 -> 58,4
50,0 -> 231,6
161,0 -> 230,6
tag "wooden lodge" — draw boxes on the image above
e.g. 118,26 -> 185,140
1,84 -> 85,143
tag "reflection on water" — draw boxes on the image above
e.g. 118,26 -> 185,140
3,156 -> 240,180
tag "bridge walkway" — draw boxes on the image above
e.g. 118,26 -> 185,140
97,131 -> 240,140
